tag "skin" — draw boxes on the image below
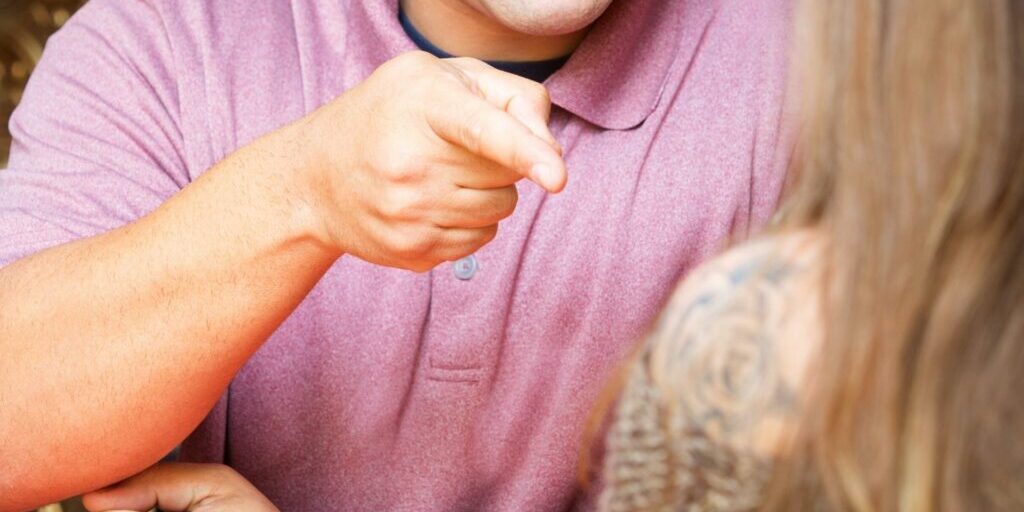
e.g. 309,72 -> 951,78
471,0 -> 615,36
83,464 -> 279,512
0,2 -> 611,510
81,235 -> 825,512
0,1 -> 622,507
601,233 -> 824,510
402,0 -> 615,60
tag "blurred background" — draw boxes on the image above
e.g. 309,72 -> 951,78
0,0 -> 86,167
2,2 -> 91,510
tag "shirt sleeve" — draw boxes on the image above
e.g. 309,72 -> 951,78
0,0 -> 189,268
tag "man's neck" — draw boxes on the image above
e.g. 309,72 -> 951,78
400,0 -> 589,62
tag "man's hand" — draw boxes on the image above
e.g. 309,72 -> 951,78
82,464 -> 276,512
292,51 -> 567,272
0,51 -> 567,511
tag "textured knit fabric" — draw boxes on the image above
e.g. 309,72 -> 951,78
0,0 -> 793,510
598,324 -> 772,512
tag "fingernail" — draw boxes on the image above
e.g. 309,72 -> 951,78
530,163 -> 553,189
532,163 -> 567,192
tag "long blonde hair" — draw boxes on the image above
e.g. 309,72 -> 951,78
765,0 -> 1024,510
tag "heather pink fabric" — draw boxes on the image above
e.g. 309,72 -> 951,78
0,0 -> 792,509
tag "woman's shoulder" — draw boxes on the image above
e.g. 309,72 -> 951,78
667,229 -> 824,314
599,230 -> 825,511
646,229 -> 825,445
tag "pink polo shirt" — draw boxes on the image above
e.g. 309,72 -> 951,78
0,0 -> 792,509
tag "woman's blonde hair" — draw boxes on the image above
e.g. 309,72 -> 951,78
765,0 -> 1024,510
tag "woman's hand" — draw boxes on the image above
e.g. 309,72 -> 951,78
82,463 -> 278,512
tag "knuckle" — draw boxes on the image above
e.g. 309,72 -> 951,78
378,151 -> 424,183
503,186 -> 519,211
390,165 -> 423,184
427,67 -> 471,96
378,188 -> 421,220
207,463 -> 242,484
376,152 -> 405,179
528,82 -> 551,104
444,59 -> 484,85
488,187 -> 519,220
391,228 -> 438,260
386,52 -> 441,91
401,50 -> 436,68
447,56 -> 477,68
460,112 -> 490,154
425,70 -> 456,92
479,225 -> 499,246
378,52 -> 413,76
377,200 -> 403,221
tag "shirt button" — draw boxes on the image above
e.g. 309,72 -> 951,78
453,254 -> 478,281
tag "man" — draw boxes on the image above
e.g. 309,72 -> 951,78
0,0 -> 792,510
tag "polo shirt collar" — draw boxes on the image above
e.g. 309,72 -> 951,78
350,0 -> 712,131
546,0 -> 698,130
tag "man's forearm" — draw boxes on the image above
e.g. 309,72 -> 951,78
0,125 -> 337,511
0,48 -> 569,510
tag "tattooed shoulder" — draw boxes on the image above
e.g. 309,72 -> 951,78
646,232 -> 823,454
599,233 -> 824,511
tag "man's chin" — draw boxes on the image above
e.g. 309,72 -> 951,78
482,0 -> 615,37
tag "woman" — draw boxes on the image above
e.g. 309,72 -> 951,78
597,0 -> 1024,509
83,0 -> 1024,510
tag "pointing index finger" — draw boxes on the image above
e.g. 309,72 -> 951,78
428,91 -> 567,193
445,58 -> 562,153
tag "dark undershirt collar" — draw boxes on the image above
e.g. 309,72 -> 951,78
398,7 -> 570,83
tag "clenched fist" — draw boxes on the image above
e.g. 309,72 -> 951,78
289,51 -> 567,272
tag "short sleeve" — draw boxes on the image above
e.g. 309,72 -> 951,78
0,0 -> 188,268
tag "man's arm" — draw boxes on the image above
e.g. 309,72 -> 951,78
0,2 -> 566,509
0,126 -> 335,511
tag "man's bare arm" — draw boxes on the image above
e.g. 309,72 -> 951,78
0,127 -> 336,511
0,52 -> 566,511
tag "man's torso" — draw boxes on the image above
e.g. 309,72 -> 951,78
9,0 -> 793,508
